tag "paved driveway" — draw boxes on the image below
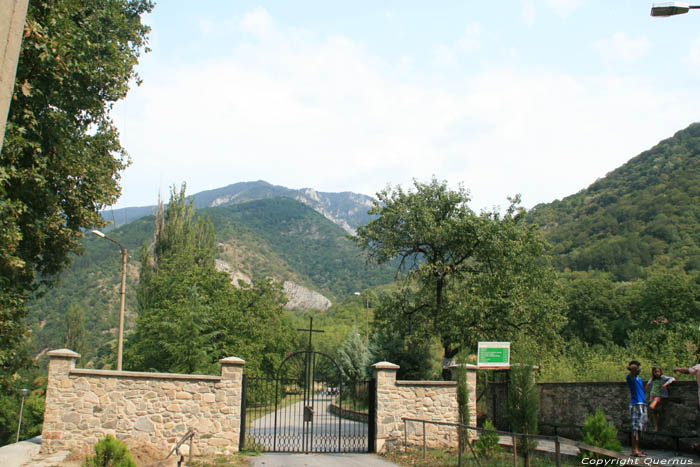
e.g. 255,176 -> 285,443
247,453 -> 397,466
247,394 -> 368,452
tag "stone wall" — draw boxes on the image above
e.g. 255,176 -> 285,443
41,349 -> 244,456
372,362 -> 476,452
486,380 -> 700,450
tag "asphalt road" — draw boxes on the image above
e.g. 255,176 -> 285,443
247,393 -> 368,453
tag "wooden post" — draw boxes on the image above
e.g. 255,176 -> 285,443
512,434 -> 518,467
458,429 -> 463,467
555,436 -> 561,467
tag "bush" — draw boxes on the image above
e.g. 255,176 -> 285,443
507,364 -> 539,467
82,435 -> 136,467
456,365 -> 470,450
473,419 -> 502,459
581,409 -> 622,458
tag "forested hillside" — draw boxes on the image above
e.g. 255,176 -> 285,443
25,197 -> 395,365
527,122 -> 700,280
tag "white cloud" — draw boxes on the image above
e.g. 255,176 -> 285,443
112,9 -> 699,212
595,32 -> 650,62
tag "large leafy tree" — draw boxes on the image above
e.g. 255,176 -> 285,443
0,0 -> 153,377
353,178 -> 563,378
560,276 -> 623,346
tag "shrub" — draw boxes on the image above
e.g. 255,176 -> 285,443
457,365 -> 470,450
473,419 -> 502,459
507,363 -> 539,467
581,409 -> 622,458
82,435 -> 136,467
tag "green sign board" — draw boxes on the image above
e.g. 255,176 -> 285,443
477,342 -> 510,367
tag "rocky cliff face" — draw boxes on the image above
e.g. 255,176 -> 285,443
215,259 -> 331,311
282,281 -> 332,311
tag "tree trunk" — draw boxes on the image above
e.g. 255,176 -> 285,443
441,343 -> 459,380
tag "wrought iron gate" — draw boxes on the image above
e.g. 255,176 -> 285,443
240,350 -> 376,453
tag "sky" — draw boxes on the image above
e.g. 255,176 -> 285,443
110,1 -> 700,212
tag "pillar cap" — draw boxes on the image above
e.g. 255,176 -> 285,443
371,361 -> 400,370
47,349 -> 81,359
219,356 -> 245,366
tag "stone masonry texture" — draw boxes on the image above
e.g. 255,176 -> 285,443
486,380 -> 700,451
42,351 -> 476,456
372,362 -> 477,452
41,349 -> 245,456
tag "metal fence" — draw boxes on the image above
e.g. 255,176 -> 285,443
402,417 -> 626,467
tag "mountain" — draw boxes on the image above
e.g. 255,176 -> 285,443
101,180 -> 375,234
26,197 -> 395,362
527,122 -> 700,281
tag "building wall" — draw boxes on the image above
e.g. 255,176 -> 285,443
41,349 -> 244,456
372,362 -> 476,452
486,380 -> 700,450
42,352 -> 476,455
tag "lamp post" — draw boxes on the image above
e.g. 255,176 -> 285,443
650,1 -> 700,16
353,292 -> 370,344
15,388 -> 29,443
91,229 -> 127,371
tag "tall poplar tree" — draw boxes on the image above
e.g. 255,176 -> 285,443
128,185 -> 292,376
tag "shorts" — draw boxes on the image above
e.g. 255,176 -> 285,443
630,403 -> 647,432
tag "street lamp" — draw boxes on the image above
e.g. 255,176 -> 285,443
15,388 -> 29,443
651,1 -> 700,16
91,229 -> 127,371
353,292 -> 370,344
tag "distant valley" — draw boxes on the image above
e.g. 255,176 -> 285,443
27,122 -> 700,366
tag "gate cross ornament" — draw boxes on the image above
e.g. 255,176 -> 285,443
297,317 -> 324,352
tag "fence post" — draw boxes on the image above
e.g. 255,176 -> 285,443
458,428 -> 463,467
512,433 -> 518,467
423,420 -> 426,459
555,436 -> 561,467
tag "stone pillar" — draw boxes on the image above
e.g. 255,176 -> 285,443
372,361 -> 400,452
219,357 -> 245,452
450,363 -> 478,439
41,349 -> 80,453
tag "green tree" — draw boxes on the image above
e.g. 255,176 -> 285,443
507,364 -> 539,467
456,366 -> 471,451
0,0 -> 153,378
369,325 -> 439,380
336,330 -> 369,382
353,178 -> 563,378
128,185 -> 293,377
628,269 -> 699,329
561,276 -> 622,345
64,305 -> 87,357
